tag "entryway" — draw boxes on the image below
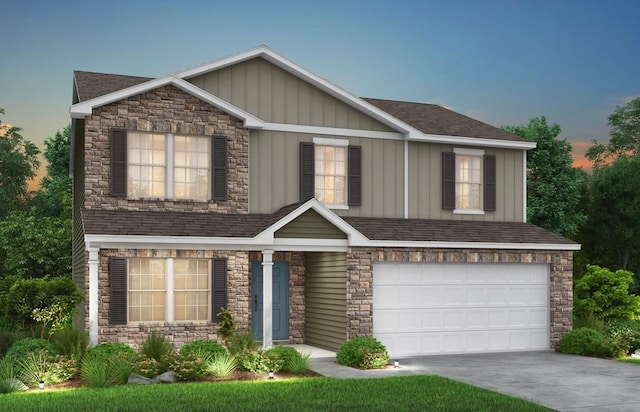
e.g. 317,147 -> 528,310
251,261 -> 289,341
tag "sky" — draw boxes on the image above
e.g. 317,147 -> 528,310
1,0 -> 639,182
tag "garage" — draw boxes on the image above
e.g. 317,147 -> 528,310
373,262 -> 550,357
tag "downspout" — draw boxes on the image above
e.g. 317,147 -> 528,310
522,150 -> 527,223
88,247 -> 99,346
404,138 -> 409,219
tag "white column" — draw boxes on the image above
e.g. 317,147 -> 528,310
88,248 -> 99,346
261,250 -> 274,349
404,138 -> 409,219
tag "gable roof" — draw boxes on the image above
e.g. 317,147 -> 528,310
70,46 -> 533,149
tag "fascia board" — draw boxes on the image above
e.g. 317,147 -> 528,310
410,133 -> 537,150
360,240 -> 581,251
69,76 -> 264,128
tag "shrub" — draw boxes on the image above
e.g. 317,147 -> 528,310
606,318 -> 640,354
81,357 -> 115,388
227,333 -> 259,355
573,313 -> 606,333
18,350 -> 76,387
336,337 -> 390,369
559,328 -> 605,355
52,326 -> 89,364
287,351 -> 311,374
179,339 -> 227,361
574,265 -> 640,321
0,357 -> 27,393
206,352 -> 237,377
132,356 -> 162,378
5,338 -> 56,362
141,331 -> 175,363
236,351 -> 268,373
216,308 -> 236,344
169,353 -> 207,381
0,329 -> 17,358
85,342 -> 138,363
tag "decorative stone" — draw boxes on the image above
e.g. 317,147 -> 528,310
154,371 -> 177,383
128,373 -> 156,385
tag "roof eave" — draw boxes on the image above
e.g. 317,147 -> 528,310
410,133 -> 537,150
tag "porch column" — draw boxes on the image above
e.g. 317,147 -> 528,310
262,250 -> 274,349
88,248 -> 99,346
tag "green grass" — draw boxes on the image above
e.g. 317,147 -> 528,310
618,357 -> 640,364
0,376 -> 551,411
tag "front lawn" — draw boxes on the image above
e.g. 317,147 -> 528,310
618,357 -> 640,364
0,376 -> 551,411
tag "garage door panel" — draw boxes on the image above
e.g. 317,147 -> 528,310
373,263 -> 549,357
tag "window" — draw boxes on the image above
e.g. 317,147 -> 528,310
442,149 -> 496,213
455,154 -> 482,210
315,145 -> 347,206
110,129 -> 227,201
299,139 -> 361,208
127,258 -> 210,323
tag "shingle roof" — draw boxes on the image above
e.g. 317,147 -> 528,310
343,217 -> 575,245
82,208 -> 575,246
363,98 -> 527,142
74,71 -> 151,102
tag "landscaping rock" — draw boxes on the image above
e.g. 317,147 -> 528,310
128,373 -> 156,385
154,371 -> 177,383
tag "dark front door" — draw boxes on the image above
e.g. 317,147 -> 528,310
251,261 -> 289,341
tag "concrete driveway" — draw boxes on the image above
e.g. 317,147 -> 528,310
311,351 -> 640,411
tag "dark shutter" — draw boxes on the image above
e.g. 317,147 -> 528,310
212,135 -> 227,201
348,145 -> 362,206
442,152 -> 455,210
110,129 -> 127,196
109,257 -> 127,325
211,258 -> 227,322
300,142 -> 315,201
484,154 -> 496,212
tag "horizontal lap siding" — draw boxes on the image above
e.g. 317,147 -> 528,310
305,252 -> 348,351
275,210 -> 347,239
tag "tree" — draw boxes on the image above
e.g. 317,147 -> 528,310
0,108 -> 40,217
33,125 -> 72,218
587,97 -> 640,166
584,154 -> 640,275
502,117 -> 586,237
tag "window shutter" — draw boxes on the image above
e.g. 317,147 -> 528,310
484,154 -> 496,212
212,135 -> 227,201
212,258 -> 227,322
109,257 -> 127,325
300,142 -> 315,201
442,152 -> 455,210
348,145 -> 362,206
110,128 -> 127,196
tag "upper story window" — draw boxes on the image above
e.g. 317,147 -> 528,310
300,138 -> 361,209
315,144 -> 347,206
442,148 -> 496,214
110,129 -> 227,201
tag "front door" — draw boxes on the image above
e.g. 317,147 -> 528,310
251,261 -> 289,341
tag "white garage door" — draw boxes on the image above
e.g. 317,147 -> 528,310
373,263 -> 549,357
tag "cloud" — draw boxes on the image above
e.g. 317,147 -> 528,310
570,140 -> 593,170
608,94 -> 640,106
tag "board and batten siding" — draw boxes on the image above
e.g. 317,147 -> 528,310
304,252 -> 348,351
188,57 -> 394,132
407,142 -> 524,222
275,210 -> 347,239
250,130 -> 404,216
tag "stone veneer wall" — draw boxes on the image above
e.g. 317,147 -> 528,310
83,85 -> 249,213
250,251 -> 305,344
346,248 -> 574,351
96,249 -> 250,348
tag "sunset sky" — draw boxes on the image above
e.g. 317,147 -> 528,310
2,0 -> 639,182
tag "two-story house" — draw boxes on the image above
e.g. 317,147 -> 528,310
70,46 -> 578,358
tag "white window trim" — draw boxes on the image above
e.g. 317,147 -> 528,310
453,147 -> 485,215
313,137 -> 350,210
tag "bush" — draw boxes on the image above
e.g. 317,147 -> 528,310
85,342 -> 138,363
132,356 -> 162,378
574,265 -> 640,321
5,338 -> 56,362
141,331 -> 175,363
560,328 -> 605,355
336,337 -> 389,369
216,308 -> 236,343
169,353 -> 208,381
0,329 -> 17,358
206,352 -> 237,377
606,318 -> 640,354
81,357 -> 115,388
18,350 -> 76,387
265,346 -> 311,374
179,339 -> 227,361
52,326 -> 89,364
227,333 -> 259,355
